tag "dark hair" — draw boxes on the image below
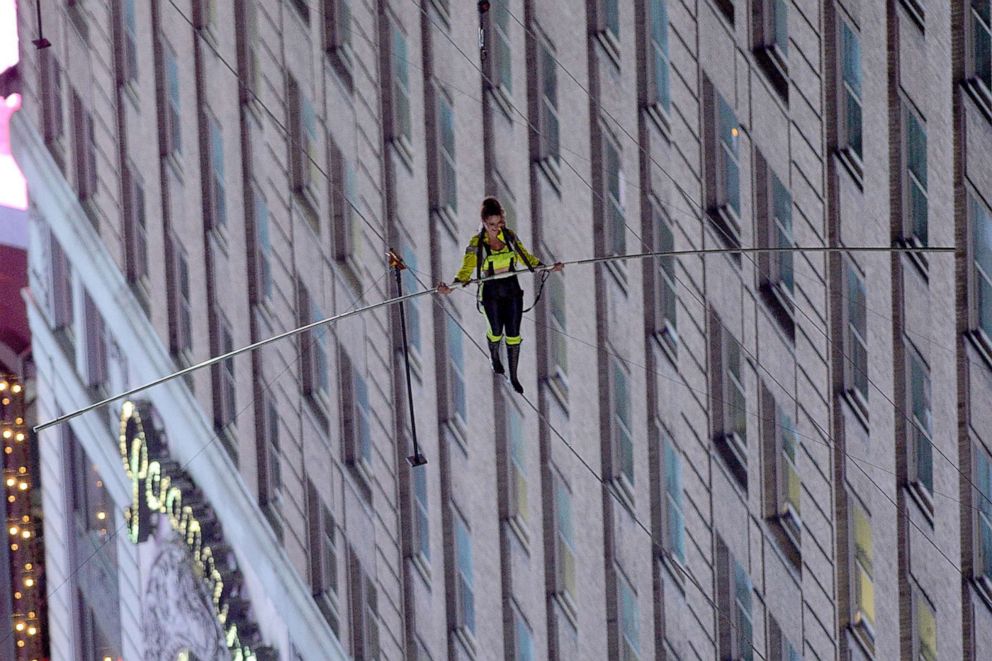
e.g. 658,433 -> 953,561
480,196 -> 504,220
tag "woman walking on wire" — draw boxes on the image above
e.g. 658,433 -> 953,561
438,196 -> 563,394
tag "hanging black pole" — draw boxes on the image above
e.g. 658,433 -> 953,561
478,0 -> 490,61
32,0 -> 51,49
389,250 -> 427,467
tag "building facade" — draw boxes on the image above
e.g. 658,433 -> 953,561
11,0 -> 992,659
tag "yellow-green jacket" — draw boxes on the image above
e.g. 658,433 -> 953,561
452,228 -> 542,284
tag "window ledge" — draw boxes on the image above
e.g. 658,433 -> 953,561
411,552 -> 432,586
755,47 -> 789,103
973,576 -> 992,613
553,592 -> 579,628
842,389 -> 870,431
907,481 -> 935,524
445,417 -> 470,456
609,476 -> 636,515
507,514 -> 530,552
660,551 -> 688,593
897,0 -> 925,32
391,134 -> 415,174
767,514 -> 802,571
897,237 -> 929,279
595,30 -> 621,70
708,205 -> 742,253
761,281 -> 796,339
836,148 -> 864,191
653,326 -> 679,367
453,627 -> 477,659
434,206 -> 460,243
537,157 -> 562,196
605,258 -> 628,292
967,330 -> 992,372
716,433 -> 748,489
545,373 -> 570,413
489,85 -> 516,123
429,0 -> 451,30
964,79 -> 992,124
645,102 -> 672,141
848,620 -> 875,658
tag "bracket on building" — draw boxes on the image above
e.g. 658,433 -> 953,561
388,249 -> 428,468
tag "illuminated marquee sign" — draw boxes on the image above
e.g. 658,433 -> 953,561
119,401 -> 272,661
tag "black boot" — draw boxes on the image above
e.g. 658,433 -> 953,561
488,340 -> 505,375
506,343 -> 524,394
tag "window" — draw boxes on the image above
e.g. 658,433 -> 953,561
83,291 -> 107,390
67,432 -> 123,661
42,52 -> 64,156
974,446 -> 992,592
257,390 -> 281,511
851,499 -> 875,645
839,19 -> 863,167
763,168 -> 794,303
913,586 -> 936,661
345,356 -> 373,473
289,77 -> 320,212
454,510 -> 475,634
907,346 -> 933,507
967,1 -> 991,107
446,315 -> 467,427
513,607 -> 534,661
391,24 -> 412,146
253,188 -> 273,304
490,1 -> 512,95
972,193 -> 992,344
604,135 -> 626,257
765,400 -> 801,550
595,0 -> 620,50
212,315 -> 236,439
714,92 -> 741,227
299,282 -> 330,404
717,540 -> 753,661
412,466 -> 430,562
712,317 -> 747,484
289,0 -> 310,24
611,358 -> 634,492
207,114 -> 226,227
843,260 -> 868,412
662,436 -> 686,565
537,38 -> 560,169
436,90 -> 457,214
548,276 -> 568,394
124,165 -> 148,286
349,560 -> 380,661
754,0 -> 788,96
618,572 -> 640,660
323,0 -> 354,85
653,204 -> 678,346
554,473 -> 577,606
121,0 -> 138,85
902,101 -> 928,247
71,90 -> 97,205
648,0 -> 671,115
49,233 -> 74,332
507,402 -> 528,525
768,616 -> 801,661
237,0 -> 260,101
307,481 -> 340,634
163,44 -> 181,156
169,237 -> 193,357
330,140 -> 359,264
714,0 -> 735,25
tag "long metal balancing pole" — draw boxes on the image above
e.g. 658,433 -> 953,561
389,250 -> 428,467
35,244 -> 954,433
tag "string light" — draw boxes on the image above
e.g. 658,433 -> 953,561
27,626 -> 36,636
4,447 -> 11,454
11,543 -> 18,550
15,432 -> 24,441
8,525 -> 17,535
24,578 -> 34,587
18,482 -> 27,490
13,591 -> 20,599
11,384 -> 21,393
21,530 -> 31,539
20,515 -> 28,523
7,495 -> 14,502
5,477 -> 15,487
0,381 -> 7,390
17,466 -> 26,474
2,429 -> 11,439
14,622 -> 23,631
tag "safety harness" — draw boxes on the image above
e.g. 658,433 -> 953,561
473,227 -> 550,313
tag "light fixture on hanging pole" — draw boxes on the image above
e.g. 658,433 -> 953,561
31,0 -> 51,49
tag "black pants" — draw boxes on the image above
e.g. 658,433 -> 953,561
482,277 -> 524,345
